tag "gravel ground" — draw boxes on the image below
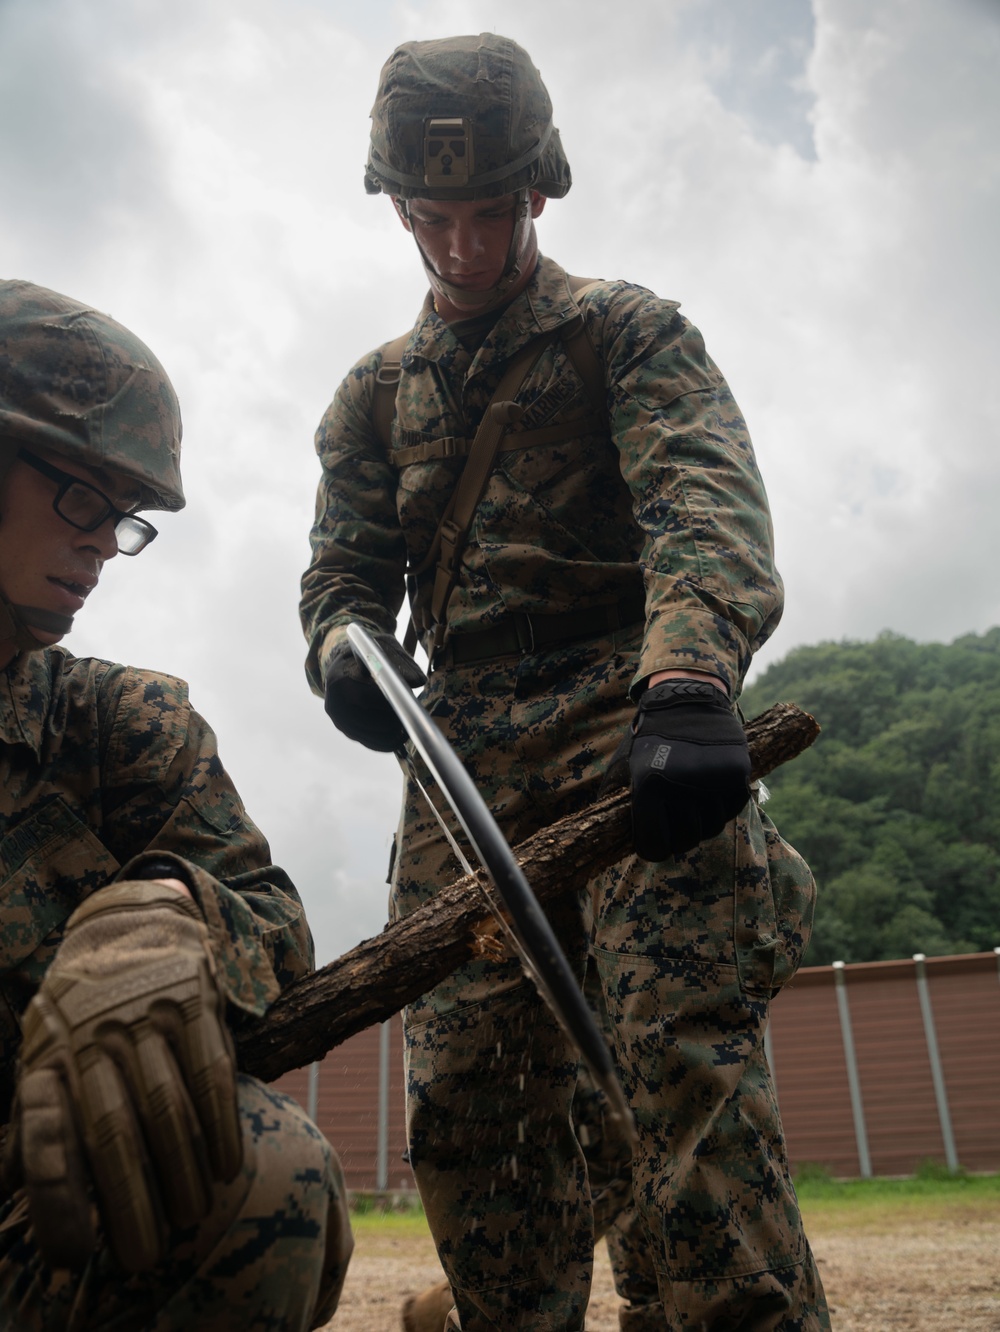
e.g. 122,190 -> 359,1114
324,1207 -> 1000,1330
812,1211 -> 1000,1331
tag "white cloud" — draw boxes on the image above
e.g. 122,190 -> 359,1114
2,0 -> 996,959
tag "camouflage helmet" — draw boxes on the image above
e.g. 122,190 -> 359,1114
364,34 -> 571,201
0,279 -> 184,513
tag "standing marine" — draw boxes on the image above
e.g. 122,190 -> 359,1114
301,33 -> 829,1332
0,280 -> 353,1330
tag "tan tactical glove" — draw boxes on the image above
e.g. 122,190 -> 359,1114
8,879 -> 242,1272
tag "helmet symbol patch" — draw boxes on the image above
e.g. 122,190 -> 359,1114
424,117 -> 473,187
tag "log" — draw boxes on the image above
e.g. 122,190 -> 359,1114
236,702 -> 820,1081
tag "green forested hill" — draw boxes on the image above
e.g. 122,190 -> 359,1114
739,628 -> 1000,965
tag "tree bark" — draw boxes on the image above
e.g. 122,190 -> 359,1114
236,702 -> 819,1082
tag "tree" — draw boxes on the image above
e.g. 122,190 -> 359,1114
740,629 -> 1000,964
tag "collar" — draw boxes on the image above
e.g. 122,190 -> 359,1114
402,256 -> 581,372
0,648 -> 53,758
519,254 -> 587,335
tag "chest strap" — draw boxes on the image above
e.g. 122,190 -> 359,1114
371,277 -> 608,660
424,326 -> 567,661
392,410 -> 603,467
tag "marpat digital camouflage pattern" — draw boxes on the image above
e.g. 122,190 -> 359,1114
0,647 -> 351,1328
301,234 -> 826,1326
575,959 -> 663,1329
389,630 -> 827,1329
403,960 -> 661,1331
364,33 -> 571,201
0,1076 -> 351,1331
0,280 -> 184,512
301,257 -> 782,700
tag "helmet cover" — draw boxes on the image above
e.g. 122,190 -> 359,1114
0,280 -> 184,513
365,33 -> 571,201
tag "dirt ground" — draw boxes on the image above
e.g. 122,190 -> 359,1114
806,1207 -> 1000,1331
324,1204 -> 1000,1330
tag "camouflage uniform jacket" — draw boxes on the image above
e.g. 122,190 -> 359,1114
301,254 -> 783,699
0,646 -> 314,1121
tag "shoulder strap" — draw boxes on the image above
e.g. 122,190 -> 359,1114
424,328 -> 563,661
564,277 -> 606,416
371,332 -> 410,450
389,279 -> 607,659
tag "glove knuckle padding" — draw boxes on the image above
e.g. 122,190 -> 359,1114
627,681 -> 751,862
15,882 -> 241,1273
17,1063 -> 95,1270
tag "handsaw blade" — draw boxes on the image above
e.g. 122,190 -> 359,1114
346,621 -> 634,1139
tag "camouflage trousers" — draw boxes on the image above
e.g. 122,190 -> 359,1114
390,627 -> 829,1331
574,961 -> 661,1330
0,1075 -> 353,1331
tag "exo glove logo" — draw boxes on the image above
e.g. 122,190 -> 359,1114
650,743 -> 672,770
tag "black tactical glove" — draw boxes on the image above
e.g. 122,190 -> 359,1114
607,678 -> 751,862
323,632 -> 426,751
5,879 -> 242,1272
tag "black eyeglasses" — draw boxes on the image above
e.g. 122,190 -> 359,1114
18,450 -> 158,556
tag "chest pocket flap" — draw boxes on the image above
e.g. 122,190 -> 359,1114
0,797 -> 121,972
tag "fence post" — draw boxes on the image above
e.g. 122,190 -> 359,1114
913,953 -> 960,1173
763,1021 -> 777,1102
376,1019 -> 390,1192
833,960 -> 872,1178
307,1059 -> 320,1125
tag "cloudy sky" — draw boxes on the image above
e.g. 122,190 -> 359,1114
2,0 -> 997,962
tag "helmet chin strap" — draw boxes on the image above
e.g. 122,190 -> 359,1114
0,455 -> 75,655
405,191 -> 534,317
17,605 -> 74,634
0,594 -> 73,655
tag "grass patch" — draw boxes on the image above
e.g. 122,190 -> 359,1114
348,1192 -> 429,1236
793,1163 -> 1000,1231
344,1169 -> 1000,1238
